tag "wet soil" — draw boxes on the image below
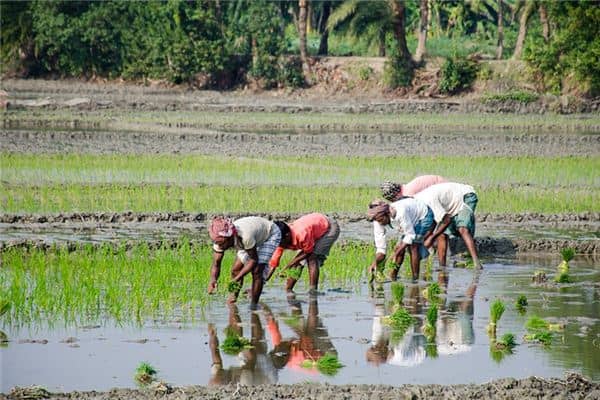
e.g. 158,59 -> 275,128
5,373 -> 599,399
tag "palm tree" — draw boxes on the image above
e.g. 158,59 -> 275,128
414,0 -> 429,63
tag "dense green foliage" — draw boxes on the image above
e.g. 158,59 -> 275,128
524,2 -> 600,96
1,0 -> 596,94
439,56 -> 478,95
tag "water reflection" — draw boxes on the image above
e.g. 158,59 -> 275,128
436,269 -> 478,356
208,304 -> 277,385
208,296 -> 337,385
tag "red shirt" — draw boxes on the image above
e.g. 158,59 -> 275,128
269,213 -> 330,268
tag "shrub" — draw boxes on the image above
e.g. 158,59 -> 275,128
279,56 -> 305,88
439,56 -> 479,94
482,90 -> 539,104
383,52 -> 413,89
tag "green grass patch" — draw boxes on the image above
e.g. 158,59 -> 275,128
1,183 -> 597,214
482,90 -> 540,104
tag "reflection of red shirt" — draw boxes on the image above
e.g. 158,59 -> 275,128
269,213 -> 329,268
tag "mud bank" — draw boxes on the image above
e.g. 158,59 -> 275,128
3,78 -> 600,114
3,128 -> 599,157
4,373 -> 599,400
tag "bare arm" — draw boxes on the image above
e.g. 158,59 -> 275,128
208,250 -> 225,294
286,250 -> 309,269
232,247 -> 258,282
424,214 -> 451,248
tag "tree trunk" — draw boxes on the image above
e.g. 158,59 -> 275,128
414,0 -> 429,63
317,1 -> 330,55
389,0 -> 413,64
299,0 -> 310,74
512,1 -> 533,59
539,3 -> 550,42
495,0 -> 504,60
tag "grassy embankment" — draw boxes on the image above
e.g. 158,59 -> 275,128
1,154 -> 598,214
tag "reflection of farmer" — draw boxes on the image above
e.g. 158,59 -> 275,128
208,304 -> 277,385
415,182 -> 483,269
266,296 -> 337,373
367,198 -> 435,281
268,213 -> 340,294
366,286 -> 426,367
208,216 -> 282,306
435,270 -> 479,355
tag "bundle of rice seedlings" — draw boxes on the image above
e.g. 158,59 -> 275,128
227,280 -> 242,294
487,299 -> 505,338
558,248 -> 575,273
422,283 -> 442,303
135,362 -> 157,385
220,331 -> 253,355
391,282 -> 405,305
516,295 -> 528,309
301,353 -> 344,376
383,307 -> 415,340
554,248 -> 575,283
525,316 -> 563,332
425,342 -> 438,358
422,304 -> 438,341
524,331 -> 553,346
494,333 -> 517,350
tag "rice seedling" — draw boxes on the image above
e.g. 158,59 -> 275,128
525,316 -> 564,332
487,299 -> 505,338
554,248 -> 575,283
383,307 -> 415,343
425,342 -> 438,358
0,300 -> 10,317
494,333 -> 517,350
524,331 -> 553,346
422,304 -> 438,341
227,281 -> 242,294
422,283 -> 442,304
301,353 -> 344,376
390,282 -> 405,306
516,295 -> 528,315
220,331 -> 253,355
135,362 -> 157,385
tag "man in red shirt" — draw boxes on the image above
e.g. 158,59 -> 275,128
268,213 -> 340,294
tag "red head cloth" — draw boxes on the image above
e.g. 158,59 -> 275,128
208,217 -> 236,241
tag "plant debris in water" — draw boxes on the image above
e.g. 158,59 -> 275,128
532,270 -> 548,284
301,353 -> 344,376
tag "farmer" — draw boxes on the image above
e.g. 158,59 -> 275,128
267,213 -> 340,295
367,197 -> 435,281
380,175 -> 447,202
414,182 -> 483,269
208,216 -> 282,307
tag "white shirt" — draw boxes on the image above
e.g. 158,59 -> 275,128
373,197 -> 429,255
414,182 -> 475,222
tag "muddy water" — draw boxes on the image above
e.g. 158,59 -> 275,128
2,260 -> 599,393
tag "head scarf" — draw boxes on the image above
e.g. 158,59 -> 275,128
367,200 -> 390,221
380,181 -> 402,202
208,217 -> 236,241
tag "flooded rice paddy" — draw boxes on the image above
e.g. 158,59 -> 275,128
2,256 -> 599,393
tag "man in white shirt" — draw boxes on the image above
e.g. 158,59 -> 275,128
367,197 -> 435,281
208,216 -> 282,307
415,182 -> 482,269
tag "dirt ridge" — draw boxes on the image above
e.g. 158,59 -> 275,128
4,373 -> 599,400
